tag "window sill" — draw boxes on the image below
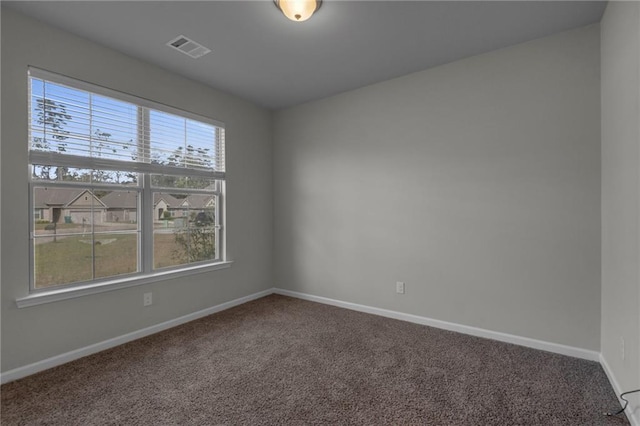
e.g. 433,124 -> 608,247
15,261 -> 233,308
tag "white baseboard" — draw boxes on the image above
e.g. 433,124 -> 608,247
600,354 -> 640,426
273,288 -> 601,362
0,287 -> 606,388
0,288 -> 273,385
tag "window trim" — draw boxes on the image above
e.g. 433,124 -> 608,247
27,67 -> 227,296
16,261 -> 234,308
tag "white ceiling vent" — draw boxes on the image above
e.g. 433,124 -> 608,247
167,35 -> 211,59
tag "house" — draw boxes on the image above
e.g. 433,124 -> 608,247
153,193 -> 214,221
1,1 -> 639,425
181,194 -> 216,215
99,190 -> 138,223
153,193 -> 179,220
33,189 -> 213,223
34,187 -> 107,224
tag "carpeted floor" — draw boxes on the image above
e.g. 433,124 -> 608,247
1,295 -> 629,425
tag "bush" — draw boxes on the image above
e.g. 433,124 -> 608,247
172,228 -> 215,263
36,219 -> 50,224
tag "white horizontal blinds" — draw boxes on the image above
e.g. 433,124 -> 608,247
147,111 -> 224,172
30,78 -> 138,163
217,127 -> 226,173
28,69 -> 225,179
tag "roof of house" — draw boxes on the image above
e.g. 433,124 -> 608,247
34,188 -> 106,209
33,188 -> 213,210
153,193 -> 213,210
154,193 -> 182,208
100,191 -> 138,209
184,194 -> 215,209
67,191 -> 108,208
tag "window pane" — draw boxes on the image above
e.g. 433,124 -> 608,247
32,187 -> 140,288
153,192 -> 217,269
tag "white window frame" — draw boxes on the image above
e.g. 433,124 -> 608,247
20,68 -> 230,308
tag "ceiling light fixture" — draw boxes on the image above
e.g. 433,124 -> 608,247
274,0 -> 322,22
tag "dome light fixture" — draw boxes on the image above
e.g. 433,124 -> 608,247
274,0 -> 322,22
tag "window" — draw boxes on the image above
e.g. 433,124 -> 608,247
28,68 -> 226,291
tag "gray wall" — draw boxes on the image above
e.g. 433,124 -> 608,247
1,8 -> 273,372
274,25 -> 601,350
601,0 -> 640,415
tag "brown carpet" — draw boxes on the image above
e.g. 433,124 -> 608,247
1,295 -> 629,425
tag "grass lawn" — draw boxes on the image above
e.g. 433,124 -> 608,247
34,231 -> 215,289
35,234 -> 138,288
153,232 -> 188,270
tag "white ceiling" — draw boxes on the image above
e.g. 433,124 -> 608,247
5,1 -> 607,110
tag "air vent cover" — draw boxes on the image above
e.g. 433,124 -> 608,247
167,35 -> 211,59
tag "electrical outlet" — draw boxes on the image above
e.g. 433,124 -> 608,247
620,337 -> 625,361
396,281 -> 405,294
143,292 -> 153,307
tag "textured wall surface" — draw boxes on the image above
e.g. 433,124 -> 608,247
274,25 -> 601,350
601,1 -> 640,420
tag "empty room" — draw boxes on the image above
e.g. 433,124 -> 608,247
1,1 -> 639,424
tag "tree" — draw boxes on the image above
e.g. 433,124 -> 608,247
33,98 -> 72,151
153,145 -> 215,189
32,98 -> 72,180
92,129 -> 134,184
